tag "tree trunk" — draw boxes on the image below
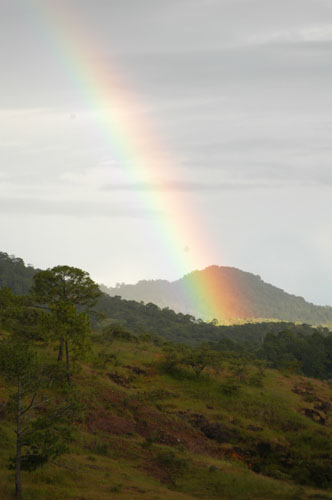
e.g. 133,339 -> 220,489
15,378 -> 22,500
57,338 -> 64,362
65,340 -> 71,386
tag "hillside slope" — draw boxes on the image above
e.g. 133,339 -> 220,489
2,332 -> 332,499
102,265 -> 332,324
2,255 -> 332,499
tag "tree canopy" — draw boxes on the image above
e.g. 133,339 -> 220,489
32,265 -> 101,308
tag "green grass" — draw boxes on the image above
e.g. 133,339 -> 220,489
1,336 -> 332,499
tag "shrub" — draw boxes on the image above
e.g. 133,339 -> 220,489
92,350 -> 118,369
155,449 -> 189,483
220,377 -> 240,396
102,323 -> 138,343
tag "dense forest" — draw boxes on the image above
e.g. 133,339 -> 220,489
97,292 -> 325,344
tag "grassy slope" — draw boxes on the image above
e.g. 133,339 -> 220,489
1,336 -> 332,500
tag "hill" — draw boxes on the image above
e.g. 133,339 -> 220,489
101,265 -> 332,324
0,252 -> 38,295
1,252 -> 331,349
2,324 -> 332,500
2,258 -> 332,499
96,292 -> 329,347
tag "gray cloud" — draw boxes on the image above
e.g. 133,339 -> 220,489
1,0 -> 332,304
0,198 -> 155,219
102,178 -> 332,192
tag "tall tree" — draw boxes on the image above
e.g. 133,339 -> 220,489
32,266 -> 100,309
47,302 -> 91,385
32,266 -> 101,378
182,345 -> 222,376
0,337 -> 74,499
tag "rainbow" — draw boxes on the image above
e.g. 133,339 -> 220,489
27,0 -> 243,323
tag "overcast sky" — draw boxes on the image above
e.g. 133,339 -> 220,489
1,0 -> 332,305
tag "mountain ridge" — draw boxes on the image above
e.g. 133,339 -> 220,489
101,265 -> 332,325
1,251 -> 331,326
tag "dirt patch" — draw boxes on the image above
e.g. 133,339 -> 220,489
292,383 -> 315,398
248,425 -> 264,432
134,405 -> 223,457
151,430 -> 182,447
293,383 -> 331,424
134,405 -> 175,438
124,365 -> 148,376
87,410 -> 135,435
140,459 -> 173,485
300,408 -> 326,425
107,372 -> 132,388
101,388 -> 125,406
179,411 -> 234,443
314,400 -> 332,413
240,442 -> 292,475
224,446 -> 252,463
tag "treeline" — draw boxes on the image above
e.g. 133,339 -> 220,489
0,252 -> 37,295
212,327 -> 332,379
1,251 -> 331,339
2,252 -> 332,381
96,294 -> 221,344
259,329 -> 332,379
103,266 -> 332,324
96,294 -> 326,347
97,295 -> 332,379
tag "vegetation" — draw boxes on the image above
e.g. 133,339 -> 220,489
2,254 -> 332,498
101,265 -> 332,324
0,338 -> 76,499
2,302 -> 332,498
97,293 -> 330,346
162,343 -> 222,376
260,329 -> 332,378
2,252 -> 332,329
32,266 -> 101,384
0,286 -> 83,499
0,252 -> 37,295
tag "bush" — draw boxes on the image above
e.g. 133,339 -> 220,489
248,373 -> 264,387
220,377 -> 240,396
102,323 -> 138,343
155,449 -> 189,483
92,350 -> 118,369
110,483 -> 122,493
291,460 -> 332,488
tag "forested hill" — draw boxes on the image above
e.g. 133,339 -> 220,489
96,293 -> 328,347
0,252 -> 332,329
1,251 -> 332,349
101,265 -> 332,325
0,251 -> 38,294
